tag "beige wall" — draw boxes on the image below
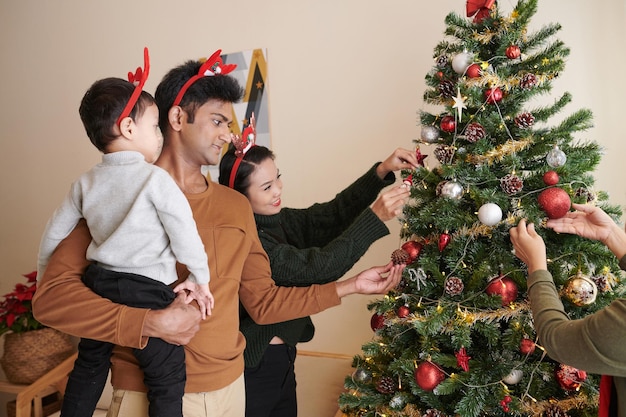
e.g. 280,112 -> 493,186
1,1 -> 625,416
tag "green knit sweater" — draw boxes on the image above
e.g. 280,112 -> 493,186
528,255 -> 626,417
240,163 -> 395,367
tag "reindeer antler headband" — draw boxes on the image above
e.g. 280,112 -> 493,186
228,113 -> 257,189
172,49 -> 237,107
116,47 -> 150,126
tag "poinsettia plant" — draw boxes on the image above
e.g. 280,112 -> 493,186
0,271 -> 45,336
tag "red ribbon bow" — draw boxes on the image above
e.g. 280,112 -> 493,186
466,0 -> 495,23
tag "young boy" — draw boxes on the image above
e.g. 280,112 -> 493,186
36,48 -> 213,417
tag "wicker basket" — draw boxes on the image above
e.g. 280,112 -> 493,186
1,327 -> 75,385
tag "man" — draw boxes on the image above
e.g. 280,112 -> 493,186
33,52 -> 404,417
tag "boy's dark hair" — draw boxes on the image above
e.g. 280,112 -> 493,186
154,60 -> 245,132
218,144 -> 275,196
79,77 -> 155,152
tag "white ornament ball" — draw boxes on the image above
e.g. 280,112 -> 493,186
441,181 -> 463,199
478,203 -> 503,226
452,52 -> 473,74
546,146 -> 567,168
420,125 -> 440,143
503,369 -> 523,384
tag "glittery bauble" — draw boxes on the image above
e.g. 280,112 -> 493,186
486,276 -> 518,306
543,170 -> 560,186
502,369 -> 523,384
401,240 -> 423,262
484,87 -> 503,104
505,45 -> 521,59
415,361 -> 446,391
464,122 -> 486,143
546,146 -> 567,168
370,313 -> 385,331
389,393 -> 408,410
466,63 -> 482,78
440,181 -> 463,200
538,188 -> 571,219
563,274 -> 598,306
440,115 -> 456,133
420,125 -> 440,143
352,368 -> 373,384
397,305 -> 410,318
520,338 -> 536,355
478,203 -> 502,226
452,52 -> 473,74
444,276 -> 464,296
555,364 -> 587,391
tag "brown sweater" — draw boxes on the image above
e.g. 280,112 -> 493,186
32,182 -> 341,393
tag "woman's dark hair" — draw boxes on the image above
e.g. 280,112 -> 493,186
218,144 -> 275,196
79,77 -> 154,152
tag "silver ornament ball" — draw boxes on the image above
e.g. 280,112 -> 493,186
546,146 -> 567,168
452,52 -> 473,74
420,125 -> 440,143
503,369 -> 523,384
440,181 -> 463,199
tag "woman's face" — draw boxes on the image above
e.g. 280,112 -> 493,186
246,157 -> 283,215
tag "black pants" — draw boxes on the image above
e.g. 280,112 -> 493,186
244,344 -> 297,417
60,264 -> 184,417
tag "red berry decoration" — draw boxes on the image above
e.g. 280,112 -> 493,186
397,305 -> 410,318
415,361 -> 446,391
520,338 -> 536,355
555,364 -> 587,391
370,313 -> 385,331
485,87 -> 503,104
466,63 -> 482,78
440,115 -> 456,133
538,188 -> 571,219
401,240 -> 423,263
505,44 -> 521,59
486,276 -> 519,306
542,170 -> 560,186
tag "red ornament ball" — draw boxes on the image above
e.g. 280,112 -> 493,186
466,63 -> 482,78
542,170 -> 560,186
555,364 -> 587,391
397,305 -> 410,318
520,338 -> 536,355
486,276 -> 519,306
485,87 -> 503,104
370,313 -> 385,331
401,240 -> 423,263
538,188 -> 571,219
505,45 -> 521,59
415,361 -> 446,391
440,115 -> 456,133
438,233 -> 451,252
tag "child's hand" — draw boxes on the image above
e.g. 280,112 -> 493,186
173,281 -> 215,319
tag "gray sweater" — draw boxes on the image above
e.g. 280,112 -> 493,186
37,151 -> 209,286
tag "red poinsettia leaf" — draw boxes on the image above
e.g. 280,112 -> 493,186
23,271 -> 37,282
6,313 -> 15,327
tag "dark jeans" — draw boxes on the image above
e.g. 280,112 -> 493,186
244,344 -> 297,417
60,264 -> 184,417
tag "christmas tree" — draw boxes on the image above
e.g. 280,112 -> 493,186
339,1 -> 624,416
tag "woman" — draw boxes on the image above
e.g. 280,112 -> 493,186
219,142 -> 415,417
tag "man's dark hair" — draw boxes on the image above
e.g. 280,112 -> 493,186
79,77 -> 154,152
155,60 -> 245,132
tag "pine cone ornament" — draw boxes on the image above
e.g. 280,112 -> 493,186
464,122 -> 486,143
544,404 -> 570,417
514,112 -> 535,128
520,73 -> 538,89
575,187 -> 595,202
391,249 -> 411,265
444,276 -> 464,295
422,409 -> 447,417
434,145 -> 456,164
500,173 -> 524,194
376,376 -> 396,394
438,79 -> 455,98
436,55 -> 449,68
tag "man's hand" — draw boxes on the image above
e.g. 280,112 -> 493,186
143,292 -> 201,345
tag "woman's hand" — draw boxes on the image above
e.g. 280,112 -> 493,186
376,148 -> 419,179
371,185 -> 410,222
509,219 -> 548,274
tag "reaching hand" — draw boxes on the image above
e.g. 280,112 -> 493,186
376,148 -> 419,179
509,219 -> 547,273
371,184 -> 411,222
355,262 -> 404,294
546,203 -> 616,243
173,280 -> 215,320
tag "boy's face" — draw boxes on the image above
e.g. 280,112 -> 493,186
133,103 -> 163,163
